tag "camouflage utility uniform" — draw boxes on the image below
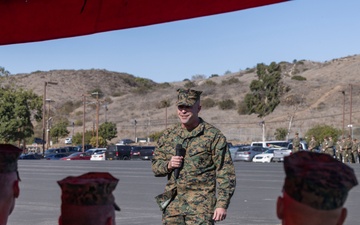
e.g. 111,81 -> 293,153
351,139 -> 359,163
308,138 -> 317,152
292,135 -> 300,153
343,137 -> 353,163
325,137 -> 334,157
152,119 -> 236,224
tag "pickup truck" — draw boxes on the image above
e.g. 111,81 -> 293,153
272,141 -> 308,162
138,146 -> 156,160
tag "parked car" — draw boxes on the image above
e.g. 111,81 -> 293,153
106,144 -> 132,160
90,150 -> 107,161
251,141 -> 289,148
252,148 -> 276,163
234,146 -> 268,162
272,141 -> 308,162
45,153 -> 68,160
19,153 -> 42,160
118,139 -> 135,145
75,144 -> 93,152
85,148 -> 107,155
139,146 -> 156,160
131,146 -> 156,160
60,152 -> 91,160
65,137 -> 72,144
229,145 -> 249,161
44,148 -> 59,158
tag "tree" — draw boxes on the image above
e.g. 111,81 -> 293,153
305,124 -> 341,144
0,87 -> 42,143
244,62 -> 287,117
90,136 -> 107,147
50,120 -> 70,143
274,128 -> 288,140
98,121 -> 117,142
72,130 -> 93,145
0,66 -> 10,77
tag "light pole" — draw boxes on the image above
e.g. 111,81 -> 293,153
349,84 -> 353,137
46,99 -> 54,149
341,91 -> 345,138
91,92 -> 100,148
42,81 -> 57,155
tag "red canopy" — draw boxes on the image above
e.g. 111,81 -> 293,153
0,0 -> 288,45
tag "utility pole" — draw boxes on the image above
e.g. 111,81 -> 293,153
42,81 -> 57,155
91,92 -> 100,148
342,91 -> 345,138
349,84 -> 353,137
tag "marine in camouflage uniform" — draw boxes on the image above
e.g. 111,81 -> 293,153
325,136 -> 334,157
0,144 -> 22,225
58,172 -> 120,225
292,133 -> 300,152
308,136 -> 317,152
343,135 -> 353,163
335,139 -> 343,162
152,88 -> 236,225
277,151 -> 358,224
321,137 -> 328,154
351,138 -> 359,164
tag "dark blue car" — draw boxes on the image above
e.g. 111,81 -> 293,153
45,153 -> 68,160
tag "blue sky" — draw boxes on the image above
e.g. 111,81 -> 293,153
1,0 -> 360,83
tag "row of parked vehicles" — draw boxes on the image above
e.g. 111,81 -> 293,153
19,144 -> 156,161
230,140 -> 309,163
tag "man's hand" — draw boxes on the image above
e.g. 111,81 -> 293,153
167,156 -> 183,170
213,208 -> 227,222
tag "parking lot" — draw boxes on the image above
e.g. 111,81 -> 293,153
8,160 -> 360,225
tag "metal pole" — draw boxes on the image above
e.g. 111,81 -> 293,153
82,95 -> 86,152
42,82 -> 47,155
350,84 -> 353,137
96,94 -> 99,148
342,91 -> 345,138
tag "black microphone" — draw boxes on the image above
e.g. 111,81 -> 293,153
174,144 -> 185,179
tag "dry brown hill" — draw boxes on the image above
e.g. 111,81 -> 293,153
4,54 -> 360,144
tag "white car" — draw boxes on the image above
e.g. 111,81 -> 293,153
252,148 -> 276,163
90,150 -> 106,161
65,137 -> 72,144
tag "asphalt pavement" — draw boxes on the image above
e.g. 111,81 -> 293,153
8,160 -> 360,225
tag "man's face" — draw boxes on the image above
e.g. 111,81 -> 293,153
177,102 -> 201,129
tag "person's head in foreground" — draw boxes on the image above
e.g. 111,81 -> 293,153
0,144 -> 22,225
58,172 -> 120,225
277,151 -> 358,225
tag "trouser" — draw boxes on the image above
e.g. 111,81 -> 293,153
162,214 -> 214,225
352,152 -> 359,163
336,151 -> 343,162
325,148 -> 333,157
343,150 -> 352,163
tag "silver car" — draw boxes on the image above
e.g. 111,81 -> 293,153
234,146 -> 268,162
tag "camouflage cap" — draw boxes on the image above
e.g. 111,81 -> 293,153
176,88 -> 202,106
0,144 -> 22,173
58,172 -> 120,211
283,151 -> 358,210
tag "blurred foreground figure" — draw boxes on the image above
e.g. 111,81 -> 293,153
0,144 -> 22,225
58,172 -> 120,225
277,151 -> 358,225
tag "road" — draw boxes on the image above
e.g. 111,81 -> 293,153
8,160 -> 360,225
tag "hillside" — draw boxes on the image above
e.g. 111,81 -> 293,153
3,54 -> 360,144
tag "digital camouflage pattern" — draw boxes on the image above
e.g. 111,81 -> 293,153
325,137 -> 334,156
308,137 -> 318,152
0,144 -> 22,173
283,151 -> 358,210
58,172 -> 120,211
292,133 -> 300,152
343,136 -> 353,163
152,118 -> 236,216
176,88 -> 202,107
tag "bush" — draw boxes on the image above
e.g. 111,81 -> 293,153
201,80 -> 217,87
201,98 -> 216,109
184,81 -> 196,89
305,124 -> 341,144
237,100 -> 248,115
291,75 -> 307,81
209,74 -> 219,78
221,77 -> 240,86
218,99 -> 236,110
274,128 -> 288,140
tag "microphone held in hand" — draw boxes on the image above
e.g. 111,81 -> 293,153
174,144 -> 185,179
